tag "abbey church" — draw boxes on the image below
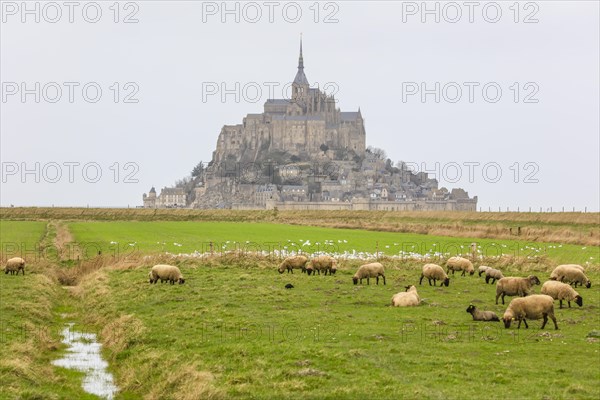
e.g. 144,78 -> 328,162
212,40 -> 366,165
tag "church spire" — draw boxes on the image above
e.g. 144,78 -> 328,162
293,34 -> 309,86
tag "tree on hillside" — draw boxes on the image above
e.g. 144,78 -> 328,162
320,144 -> 329,155
191,161 -> 204,178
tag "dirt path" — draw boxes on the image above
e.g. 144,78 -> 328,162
52,221 -> 81,261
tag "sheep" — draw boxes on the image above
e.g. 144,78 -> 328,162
352,262 -> 385,285
502,294 -> 558,330
278,255 -> 308,274
485,268 -> 504,284
149,264 -> 185,285
4,257 -> 25,275
446,256 -> 475,276
549,265 -> 591,288
541,280 -> 583,309
466,305 -> 500,322
478,265 -> 491,277
419,263 -> 449,287
391,285 -> 420,307
495,275 -> 541,305
306,256 -> 337,276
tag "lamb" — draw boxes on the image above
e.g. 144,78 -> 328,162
4,257 -> 25,275
149,264 -> 185,285
485,268 -> 504,284
306,256 -> 337,276
352,262 -> 386,285
278,255 -> 309,274
541,280 -> 583,309
502,294 -> 558,330
478,265 -> 491,277
446,256 -> 475,276
549,265 -> 591,288
391,285 -> 420,307
419,263 -> 449,287
495,275 -> 541,305
466,305 -> 499,321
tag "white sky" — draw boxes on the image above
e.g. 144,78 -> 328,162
1,1 -> 599,211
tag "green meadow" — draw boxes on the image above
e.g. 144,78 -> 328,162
0,214 -> 599,399
67,221 -> 598,265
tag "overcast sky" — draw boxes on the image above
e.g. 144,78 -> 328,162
1,1 -> 598,211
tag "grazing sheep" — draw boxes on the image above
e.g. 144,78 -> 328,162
4,257 -> 25,275
495,275 -> 541,305
541,280 -> 583,309
352,262 -> 386,285
391,285 -> 420,307
278,255 -> 308,274
485,268 -> 504,284
466,305 -> 500,322
502,294 -> 558,330
149,264 -> 185,285
419,263 -> 450,287
478,265 -> 491,277
550,265 -> 591,288
446,256 -> 475,276
306,256 -> 337,276
285,283 -> 294,289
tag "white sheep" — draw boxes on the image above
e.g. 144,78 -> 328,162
466,305 -> 499,322
149,264 -> 185,285
485,268 -> 504,284
502,294 -> 558,330
541,280 -> 583,309
478,265 -> 491,277
495,275 -> 541,305
550,265 -> 591,288
391,285 -> 420,307
278,255 -> 308,274
352,262 -> 385,285
419,263 -> 449,287
306,255 -> 337,276
446,256 -> 475,276
4,257 -> 25,275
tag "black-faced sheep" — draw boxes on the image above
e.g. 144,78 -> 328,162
485,268 -> 504,284
541,280 -> 583,308
306,255 -> 337,276
502,294 -> 558,330
278,255 -> 309,274
149,264 -> 185,285
446,256 -> 474,276
466,305 -> 499,321
495,275 -> 540,305
419,263 -> 449,287
550,265 -> 591,288
352,262 -> 385,285
4,257 -> 25,275
391,285 -> 420,307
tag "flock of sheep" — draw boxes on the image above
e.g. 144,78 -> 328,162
270,255 -> 592,330
4,252 -> 593,330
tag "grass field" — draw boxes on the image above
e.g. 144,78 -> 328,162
66,221 -> 599,266
1,212 -> 599,399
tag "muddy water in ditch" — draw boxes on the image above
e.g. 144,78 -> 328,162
52,323 -> 118,399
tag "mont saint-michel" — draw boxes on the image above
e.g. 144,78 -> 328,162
143,40 -> 477,211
